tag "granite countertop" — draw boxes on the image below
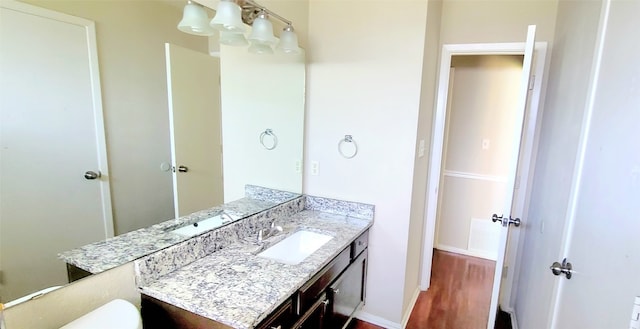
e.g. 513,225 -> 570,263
138,209 -> 372,329
58,196 -> 287,274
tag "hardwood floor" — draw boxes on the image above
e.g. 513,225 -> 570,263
353,249 -> 495,329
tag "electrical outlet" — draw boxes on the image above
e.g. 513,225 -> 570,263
418,139 -> 425,158
295,160 -> 302,174
311,161 -> 319,176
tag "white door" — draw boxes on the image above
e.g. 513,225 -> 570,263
0,1 -> 112,302
166,43 -> 223,218
551,1 -> 640,327
486,25 -> 537,328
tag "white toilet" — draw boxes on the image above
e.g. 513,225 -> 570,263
60,299 -> 142,329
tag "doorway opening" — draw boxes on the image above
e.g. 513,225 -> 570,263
420,38 -> 548,329
434,55 -> 524,262
430,54 -> 525,327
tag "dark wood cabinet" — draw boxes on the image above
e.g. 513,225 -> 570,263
292,293 -> 328,329
298,229 -> 369,329
326,249 -> 368,329
296,247 -> 350,314
256,299 -> 295,329
141,294 -> 233,329
66,263 -> 92,283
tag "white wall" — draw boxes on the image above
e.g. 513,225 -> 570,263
440,0 -> 558,44
4,263 -> 139,329
220,46 -> 305,201
512,1 -> 603,327
304,0 -> 428,325
404,0 -> 442,319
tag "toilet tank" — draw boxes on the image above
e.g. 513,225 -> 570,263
60,299 -> 142,329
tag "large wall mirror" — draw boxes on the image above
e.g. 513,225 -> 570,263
0,0 -> 305,304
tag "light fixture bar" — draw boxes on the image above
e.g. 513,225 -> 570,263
242,0 -> 292,26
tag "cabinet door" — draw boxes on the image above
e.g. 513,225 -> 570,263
256,299 -> 294,329
293,293 -> 329,329
328,249 -> 368,329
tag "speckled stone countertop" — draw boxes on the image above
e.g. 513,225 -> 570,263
137,199 -> 373,329
59,186 -> 300,274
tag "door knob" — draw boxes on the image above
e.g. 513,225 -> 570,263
550,258 -> 573,279
84,171 -> 101,180
492,214 -> 521,227
177,165 -> 188,173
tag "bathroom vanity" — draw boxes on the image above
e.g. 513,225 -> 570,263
135,195 -> 373,329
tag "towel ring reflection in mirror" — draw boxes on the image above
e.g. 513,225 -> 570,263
260,129 -> 278,150
338,135 -> 358,159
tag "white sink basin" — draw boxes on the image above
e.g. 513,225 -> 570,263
169,213 -> 240,237
257,230 -> 333,265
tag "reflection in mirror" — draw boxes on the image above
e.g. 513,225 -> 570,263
220,44 -> 305,201
0,0 -> 304,305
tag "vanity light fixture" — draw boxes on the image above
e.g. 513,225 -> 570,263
247,11 -> 276,53
276,25 -> 301,54
209,0 -> 246,33
177,0 -> 215,36
248,42 -> 274,54
219,31 -> 249,46
178,0 -> 301,55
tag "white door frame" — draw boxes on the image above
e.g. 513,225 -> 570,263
419,42 -> 548,310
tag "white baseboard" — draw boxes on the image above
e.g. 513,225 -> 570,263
354,310 -> 402,329
502,306 -> 519,329
401,287 -> 421,328
436,244 -> 497,261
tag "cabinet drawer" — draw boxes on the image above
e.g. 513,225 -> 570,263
297,247 -> 350,314
351,230 -> 369,259
256,299 -> 294,329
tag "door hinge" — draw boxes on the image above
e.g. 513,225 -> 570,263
502,266 -> 509,279
528,74 -> 536,91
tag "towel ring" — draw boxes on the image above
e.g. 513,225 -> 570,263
260,129 -> 278,150
338,135 -> 358,159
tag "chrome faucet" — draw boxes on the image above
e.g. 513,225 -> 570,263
220,211 -> 235,224
257,220 -> 283,242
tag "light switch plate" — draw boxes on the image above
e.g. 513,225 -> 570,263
295,160 -> 302,174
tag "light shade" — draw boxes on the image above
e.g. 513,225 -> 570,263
220,31 -> 248,46
248,42 -> 274,55
248,12 -> 276,45
210,0 -> 246,33
276,25 -> 301,54
177,1 -> 214,36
